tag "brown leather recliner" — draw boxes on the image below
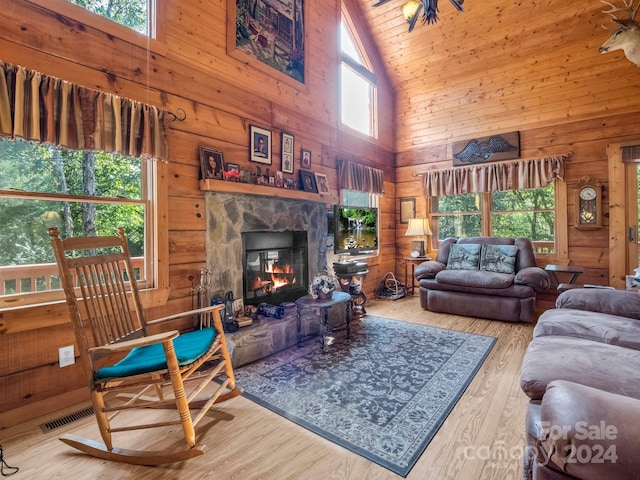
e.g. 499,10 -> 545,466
414,237 -> 549,322
520,288 -> 640,480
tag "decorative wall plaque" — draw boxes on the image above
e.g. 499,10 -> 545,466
452,131 -> 520,166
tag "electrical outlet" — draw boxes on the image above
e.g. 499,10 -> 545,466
59,345 -> 75,368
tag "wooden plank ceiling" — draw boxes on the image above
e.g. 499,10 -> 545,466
356,1 -> 640,152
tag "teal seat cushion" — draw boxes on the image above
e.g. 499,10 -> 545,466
95,327 -> 216,381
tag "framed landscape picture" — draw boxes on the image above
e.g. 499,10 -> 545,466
250,125 -> 272,165
227,0 -> 305,84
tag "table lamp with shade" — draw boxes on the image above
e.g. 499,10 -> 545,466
405,218 -> 432,258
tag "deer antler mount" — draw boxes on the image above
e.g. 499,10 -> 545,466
599,0 -> 640,66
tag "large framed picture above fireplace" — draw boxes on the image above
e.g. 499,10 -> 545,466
227,0 -> 306,85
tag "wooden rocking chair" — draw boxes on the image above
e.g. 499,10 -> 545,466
48,226 -> 242,465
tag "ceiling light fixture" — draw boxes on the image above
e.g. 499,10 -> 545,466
401,1 -> 421,22
374,0 -> 465,32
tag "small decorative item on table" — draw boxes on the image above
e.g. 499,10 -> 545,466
224,163 -> 240,182
310,271 -> 338,300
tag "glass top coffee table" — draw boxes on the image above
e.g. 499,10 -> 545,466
295,291 -> 352,352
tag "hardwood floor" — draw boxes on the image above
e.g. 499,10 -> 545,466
0,296 -> 533,479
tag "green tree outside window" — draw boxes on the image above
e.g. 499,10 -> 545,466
68,0 -> 149,35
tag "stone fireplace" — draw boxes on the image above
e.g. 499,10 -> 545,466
205,192 -> 328,304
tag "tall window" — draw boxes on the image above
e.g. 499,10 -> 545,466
340,11 -> 377,138
0,139 -> 154,300
432,184 -> 556,254
67,0 -> 153,35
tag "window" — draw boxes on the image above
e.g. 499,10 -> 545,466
342,189 -> 376,208
340,10 -> 377,138
434,193 -> 482,239
432,184 -> 556,255
0,138 -> 155,301
492,187 -> 555,251
67,0 -> 153,36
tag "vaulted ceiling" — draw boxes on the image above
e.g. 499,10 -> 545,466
356,1 -> 634,152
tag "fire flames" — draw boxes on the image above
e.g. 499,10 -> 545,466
250,263 -> 297,293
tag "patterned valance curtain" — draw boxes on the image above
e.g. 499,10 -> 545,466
622,145 -> 640,163
421,156 -> 566,197
338,159 -> 384,194
0,61 -> 167,160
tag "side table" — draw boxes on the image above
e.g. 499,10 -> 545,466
336,270 -> 368,317
404,257 -> 430,295
295,291 -> 352,352
544,264 -> 585,292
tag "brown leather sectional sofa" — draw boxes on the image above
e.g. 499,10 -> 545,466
414,236 -> 550,322
520,288 -> 640,480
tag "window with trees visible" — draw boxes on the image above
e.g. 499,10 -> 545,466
432,184 -> 556,254
0,139 -> 153,299
67,0 -> 153,36
340,9 -> 377,138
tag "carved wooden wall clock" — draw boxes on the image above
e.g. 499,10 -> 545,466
575,177 -> 602,230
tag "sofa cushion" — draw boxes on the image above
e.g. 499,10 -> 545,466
446,243 -> 481,270
479,244 -> 518,274
520,336 -> 640,400
556,288 -> 640,320
423,288 -> 536,322
436,269 -> 514,289
534,308 -> 640,350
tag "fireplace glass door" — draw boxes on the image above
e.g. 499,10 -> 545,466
242,231 -> 308,305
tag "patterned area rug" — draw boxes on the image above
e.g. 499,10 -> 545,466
235,315 -> 496,477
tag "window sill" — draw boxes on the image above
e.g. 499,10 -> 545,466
0,287 -> 170,335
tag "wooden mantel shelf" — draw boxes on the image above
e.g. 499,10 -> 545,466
199,179 -> 338,204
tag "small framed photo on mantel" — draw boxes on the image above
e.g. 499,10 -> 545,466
315,173 -> 329,194
200,147 -> 225,180
299,170 -> 318,193
250,125 -> 272,165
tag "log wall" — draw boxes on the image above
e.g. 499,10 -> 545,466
0,0 -> 395,427
384,1 -> 640,298
3,0 -> 640,427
